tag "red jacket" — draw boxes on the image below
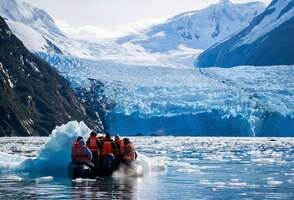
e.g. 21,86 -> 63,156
72,141 -> 92,162
87,136 -> 99,153
115,139 -> 124,155
101,138 -> 117,156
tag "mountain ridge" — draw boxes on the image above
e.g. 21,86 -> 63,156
0,16 -> 103,136
117,0 -> 265,52
196,0 -> 294,67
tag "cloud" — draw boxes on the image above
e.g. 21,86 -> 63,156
55,16 -> 168,42
55,19 -> 120,41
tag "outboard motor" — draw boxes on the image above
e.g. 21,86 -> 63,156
69,162 -> 92,179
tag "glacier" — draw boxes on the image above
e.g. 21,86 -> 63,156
38,53 -> 294,136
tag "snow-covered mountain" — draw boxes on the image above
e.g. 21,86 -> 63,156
0,0 -> 94,57
0,0 -> 63,37
0,0 -> 63,53
0,0 -> 266,68
117,0 -> 265,52
196,0 -> 294,67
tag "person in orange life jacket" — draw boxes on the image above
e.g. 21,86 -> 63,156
114,135 -> 124,157
71,136 -> 93,167
122,138 -> 137,165
86,131 -> 100,166
101,133 -> 117,156
114,135 -> 124,168
100,133 -> 117,171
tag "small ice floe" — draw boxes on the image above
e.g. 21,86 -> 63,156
6,175 -> 23,182
284,172 -> 294,176
287,179 -> 294,183
176,168 -> 201,173
72,178 -> 96,183
72,178 -> 83,183
199,179 -> 213,186
212,182 -> 226,187
35,176 -> 53,183
266,180 -> 283,185
228,179 -> 247,187
199,180 -> 226,187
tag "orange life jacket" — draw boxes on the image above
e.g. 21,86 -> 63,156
87,136 -> 99,152
115,139 -> 124,155
72,142 -> 91,162
122,143 -> 136,161
101,139 -> 114,156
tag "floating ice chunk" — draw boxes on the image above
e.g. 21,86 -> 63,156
35,176 -> 53,183
6,175 -> 23,182
17,121 -> 91,172
228,181 -> 247,187
176,168 -> 201,173
267,180 -> 283,185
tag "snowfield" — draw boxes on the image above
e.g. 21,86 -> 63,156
38,53 -> 294,136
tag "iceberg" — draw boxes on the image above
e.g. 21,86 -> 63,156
0,121 -> 90,173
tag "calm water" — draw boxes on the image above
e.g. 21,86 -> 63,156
0,137 -> 294,199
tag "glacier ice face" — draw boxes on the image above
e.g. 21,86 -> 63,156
38,53 -> 294,136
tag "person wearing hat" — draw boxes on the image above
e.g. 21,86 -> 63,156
86,131 -> 100,167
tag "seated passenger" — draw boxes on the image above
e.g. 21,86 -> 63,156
86,131 -> 100,167
100,133 -> 117,173
71,136 -> 93,167
122,138 -> 137,166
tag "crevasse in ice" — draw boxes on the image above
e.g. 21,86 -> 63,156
38,53 -> 294,136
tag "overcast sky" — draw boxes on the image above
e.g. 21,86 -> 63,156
24,0 -> 271,39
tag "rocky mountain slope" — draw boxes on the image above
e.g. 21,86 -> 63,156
0,16 -> 103,136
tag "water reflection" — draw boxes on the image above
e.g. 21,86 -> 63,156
71,177 -> 138,200
0,174 -> 143,200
